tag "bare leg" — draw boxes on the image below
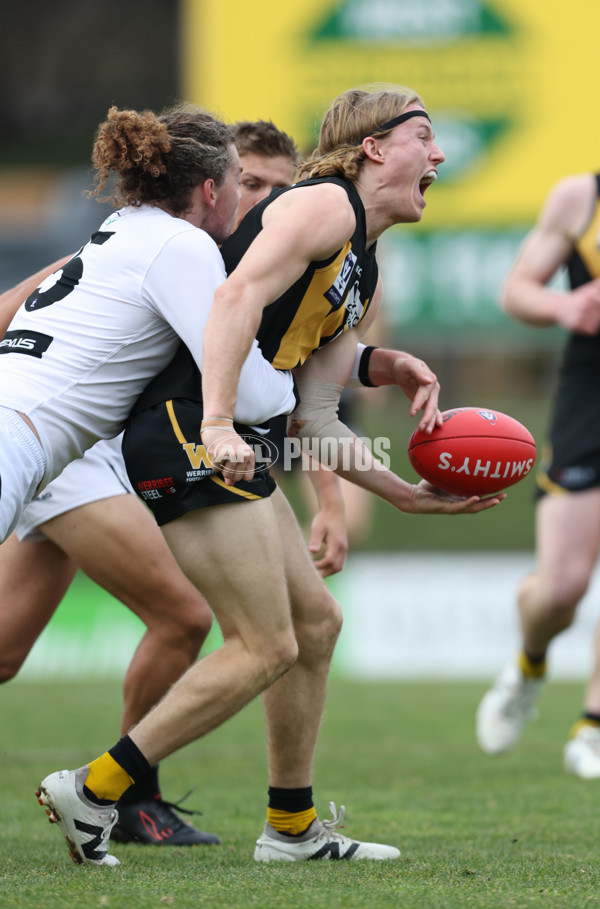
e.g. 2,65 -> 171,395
583,619 -> 600,714
40,494 -> 213,731
518,490 -> 600,655
128,495 -> 298,762
262,489 -> 343,787
0,533 -> 77,682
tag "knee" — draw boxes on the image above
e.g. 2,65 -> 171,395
146,594 -> 213,658
0,655 -> 24,684
522,568 -> 590,623
261,630 -> 299,685
295,592 -> 343,659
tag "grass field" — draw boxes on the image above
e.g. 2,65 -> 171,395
3,677 -> 599,908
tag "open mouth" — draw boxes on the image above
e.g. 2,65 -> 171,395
419,170 -> 438,196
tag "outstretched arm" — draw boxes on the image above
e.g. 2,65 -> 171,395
289,329 -> 504,516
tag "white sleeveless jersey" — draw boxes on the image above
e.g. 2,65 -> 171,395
0,206 -> 295,487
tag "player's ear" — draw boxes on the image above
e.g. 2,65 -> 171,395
202,178 -> 217,208
362,137 -> 385,164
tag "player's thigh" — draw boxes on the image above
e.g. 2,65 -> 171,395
160,496 -> 292,645
41,494 -> 205,610
270,487 -> 341,629
536,489 -> 600,582
0,532 -> 76,661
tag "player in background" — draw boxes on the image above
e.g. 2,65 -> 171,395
0,115 -> 316,847
476,172 -> 600,777
36,85 -> 504,868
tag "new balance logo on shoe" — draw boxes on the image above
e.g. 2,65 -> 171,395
309,841 -> 360,860
74,819 -> 111,863
254,802 -> 400,862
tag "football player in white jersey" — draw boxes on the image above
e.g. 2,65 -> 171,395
0,104 -> 297,849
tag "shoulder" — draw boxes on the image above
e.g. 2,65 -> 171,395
146,221 -> 226,284
160,220 -> 222,261
262,181 -> 356,256
541,173 -> 597,237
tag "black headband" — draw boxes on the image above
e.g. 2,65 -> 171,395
353,109 -> 430,145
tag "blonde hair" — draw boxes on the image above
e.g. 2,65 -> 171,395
298,85 -> 424,182
89,104 -> 235,214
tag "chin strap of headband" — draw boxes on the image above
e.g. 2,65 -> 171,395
354,109 -> 430,145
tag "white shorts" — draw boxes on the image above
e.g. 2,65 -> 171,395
14,434 -> 133,542
0,407 -> 47,543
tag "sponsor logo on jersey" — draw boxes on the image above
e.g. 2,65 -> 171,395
324,249 -> 358,308
343,281 -> 367,330
0,330 -> 53,358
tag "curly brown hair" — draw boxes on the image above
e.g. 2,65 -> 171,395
88,104 -> 235,215
298,85 -> 424,182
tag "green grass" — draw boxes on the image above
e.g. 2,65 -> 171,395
2,678 -> 599,908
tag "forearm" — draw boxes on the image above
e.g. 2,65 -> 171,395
362,347 -> 423,387
306,460 -> 345,512
290,376 -> 418,513
501,276 -> 567,327
201,288 -> 262,419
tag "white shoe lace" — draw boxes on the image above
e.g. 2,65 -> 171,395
318,801 -> 347,840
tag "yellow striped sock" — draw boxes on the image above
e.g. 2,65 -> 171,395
267,806 -> 317,835
518,651 -> 546,679
85,752 -> 135,802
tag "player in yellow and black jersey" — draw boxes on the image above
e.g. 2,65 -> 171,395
477,172 -> 600,777
122,172 -> 379,522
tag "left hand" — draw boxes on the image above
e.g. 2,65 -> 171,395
308,506 -> 349,577
411,479 -> 507,514
390,354 -> 441,433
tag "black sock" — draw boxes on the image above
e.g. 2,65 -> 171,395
268,786 -> 314,812
118,765 -> 161,805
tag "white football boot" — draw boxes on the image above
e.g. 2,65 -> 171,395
36,767 -> 119,866
476,661 -> 545,754
254,802 -> 400,861
564,723 -> 600,779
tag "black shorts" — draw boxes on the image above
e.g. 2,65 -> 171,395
536,372 -> 600,497
122,398 -> 277,525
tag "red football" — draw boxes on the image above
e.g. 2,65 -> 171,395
408,407 -> 536,496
